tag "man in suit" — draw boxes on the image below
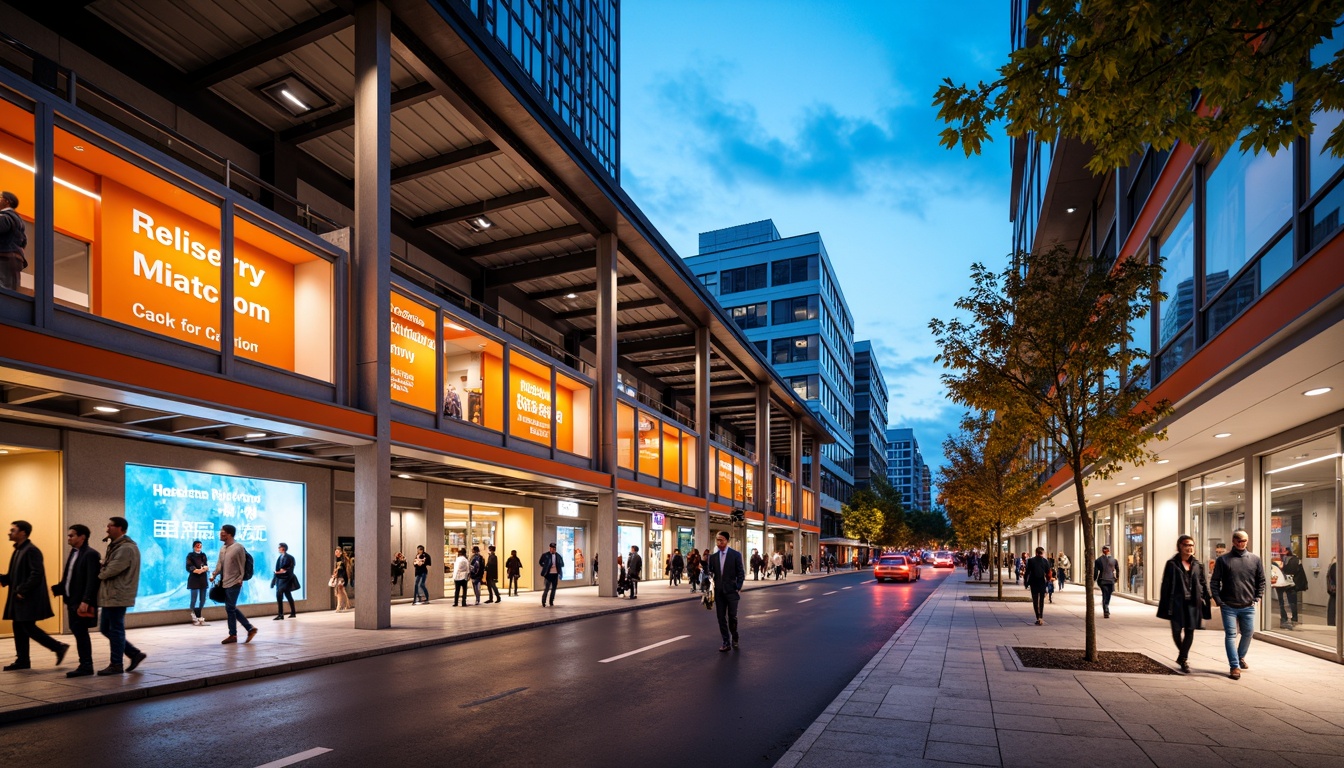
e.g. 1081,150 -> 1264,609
2,520 -> 69,670
538,543 -> 563,606
707,530 -> 745,652
272,543 -> 299,620
52,524 -> 100,677
625,545 -> 642,599
1024,547 -> 1053,625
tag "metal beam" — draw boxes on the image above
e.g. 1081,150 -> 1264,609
617,317 -> 684,334
619,333 -> 695,356
528,275 -> 639,301
553,297 -> 662,320
280,81 -> 435,144
484,249 -> 593,285
460,224 -> 588,259
187,9 -> 352,89
391,140 -> 500,183
412,187 -> 548,229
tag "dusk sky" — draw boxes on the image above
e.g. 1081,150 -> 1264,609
620,1 -> 1012,484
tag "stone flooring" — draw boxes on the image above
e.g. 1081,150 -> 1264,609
778,574 -> 1344,768
0,568 -> 831,723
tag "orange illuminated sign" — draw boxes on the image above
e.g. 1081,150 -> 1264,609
390,291 -> 437,411
509,362 -> 576,451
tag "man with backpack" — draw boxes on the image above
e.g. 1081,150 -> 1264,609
468,546 -> 485,605
211,524 -> 257,644
0,191 -> 28,291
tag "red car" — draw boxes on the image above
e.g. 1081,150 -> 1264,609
875,555 -> 920,583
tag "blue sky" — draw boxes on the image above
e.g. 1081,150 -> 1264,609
620,1 -> 1012,485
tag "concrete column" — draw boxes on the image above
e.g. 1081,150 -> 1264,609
694,327 -> 711,553
352,0 -> 392,629
792,415 -> 803,560
594,232 -> 619,597
755,384 -> 770,517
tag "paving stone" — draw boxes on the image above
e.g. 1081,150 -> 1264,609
923,741 -> 1001,766
931,707 -> 995,728
1137,741 -> 1233,767
928,723 -> 997,746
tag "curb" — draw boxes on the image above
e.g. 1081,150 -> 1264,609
0,570 -> 850,725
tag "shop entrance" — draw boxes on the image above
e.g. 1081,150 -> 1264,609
446,502 -> 531,593
0,448 -> 63,640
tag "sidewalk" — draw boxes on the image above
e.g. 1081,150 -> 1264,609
0,568 -> 836,724
778,574 -> 1344,768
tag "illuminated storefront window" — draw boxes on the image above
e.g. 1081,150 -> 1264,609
391,291 -> 439,411
234,215 -> 333,380
618,402 -> 634,469
0,98 -> 35,298
1119,497 -> 1146,596
1263,435 -> 1338,648
1184,465 -> 1245,577
637,410 -> 660,478
441,319 -> 504,429
713,447 -> 754,505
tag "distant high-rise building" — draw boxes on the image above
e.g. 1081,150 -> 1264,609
853,341 -> 889,490
885,428 -> 929,511
686,220 -> 856,537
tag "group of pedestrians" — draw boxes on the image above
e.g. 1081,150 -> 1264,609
1,517 -> 145,677
447,545 -> 517,606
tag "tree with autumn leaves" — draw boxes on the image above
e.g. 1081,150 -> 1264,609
931,244 -> 1171,660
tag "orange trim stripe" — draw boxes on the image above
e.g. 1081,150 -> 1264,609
392,421 -> 611,488
615,477 -> 708,509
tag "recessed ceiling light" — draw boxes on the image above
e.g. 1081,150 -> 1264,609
465,215 -> 493,233
397,474 -> 411,479
1093,493 -> 1102,497
245,432 -> 266,439
1214,432 -> 1232,439
1303,387 -> 1332,397
1116,482 -> 1126,486
445,322 -> 467,332
258,74 -> 332,117
1157,459 -> 1170,464
93,405 -> 120,413
1066,207 -> 1077,213
565,293 -> 578,299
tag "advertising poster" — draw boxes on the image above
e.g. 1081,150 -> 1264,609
390,291 -> 437,411
124,464 -> 306,613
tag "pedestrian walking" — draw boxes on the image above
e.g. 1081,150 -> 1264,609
626,545 -> 642,599
707,531 -> 745,652
772,551 -> 784,580
670,548 -> 684,586
452,548 -> 470,606
1024,547 -> 1052,625
539,543 -> 563,606
186,540 -> 210,625
1055,551 -> 1070,591
1046,552 -> 1056,603
2,520 -> 69,671
411,545 -> 430,604
506,549 -> 522,596
271,543 -> 299,620
485,545 -> 501,603
1210,529 -> 1266,679
1157,535 -> 1212,673
391,552 -> 407,589
749,549 -> 762,580
96,517 -> 146,674
686,548 -> 702,592
1273,546 -> 1309,629
331,548 -> 351,612
211,525 -> 256,645
469,546 -> 485,604
1094,545 -> 1119,618
52,524 -> 100,677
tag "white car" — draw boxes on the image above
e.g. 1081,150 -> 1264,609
933,551 -> 954,568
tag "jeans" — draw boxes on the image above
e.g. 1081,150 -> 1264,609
99,606 -> 142,666
223,584 -> 254,637
66,605 -> 93,668
471,579 -> 482,603
1099,582 -> 1114,613
413,572 -> 428,602
541,574 -> 558,605
1277,589 -> 1298,623
189,587 -> 206,618
1220,604 -> 1256,669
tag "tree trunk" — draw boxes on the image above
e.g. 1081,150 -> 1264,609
996,521 -> 1004,601
1074,464 -> 1097,662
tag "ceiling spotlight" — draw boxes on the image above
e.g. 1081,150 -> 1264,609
245,432 -> 267,439
1157,459 -> 1170,464
258,74 -> 332,117
1066,207 -> 1077,213
465,215 -> 494,233
445,322 -> 467,332
565,293 -> 578,299
1214,432 -> 1232,439
1303,387 -> 1333,397
397,473 -> 411,479
93,405 -> 121,414
1131,476 -> 1140,480
1116,482 -> 1126,486
1093,493 -> 1102,497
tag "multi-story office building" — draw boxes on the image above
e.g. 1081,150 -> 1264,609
685,220 -> 856,541
1007,1 -> 1344,660
853,340 -> 888,490
0,1 -> 826,638
885,428 -> 929,511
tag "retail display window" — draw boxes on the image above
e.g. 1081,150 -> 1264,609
802,488 -> 816,525
712,447 -> 754,506
0,96 -> 35,298
616,398 -> 697,487
773,474 -> 793,519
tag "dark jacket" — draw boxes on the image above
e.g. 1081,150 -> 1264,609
627,552 -> 643,579
1157,555 -> 1212,627
2,540 -> 55,622
271,552 -> 300,591
0,208 -> 26,257
505,555 -> 522,578
53,544 -> 101,628
1094,555 -> 1119,585
672,553 -> 685,574
413,552 -> 430,575
1023,555 -> 1053,591
1210,548 -> 1266,608
707,547 -> 746,595
539,551 -> 564,579
186,550 -> 210,590
486,552 -> 499,581
469,553 -> 485,582
1282,554 -> 1309,593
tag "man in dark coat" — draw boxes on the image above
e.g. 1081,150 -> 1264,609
52,524 -> 100,676
538,543 -> 563,607
1157,535 -> 1212,673
1023,547 -> 1053,626
707,531 -> 746,652
625,545 -> 642,599
271,543 -> 299,620
484,545 -> 501,603
2,520 -> 68,670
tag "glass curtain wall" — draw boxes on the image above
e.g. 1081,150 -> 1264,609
1185,464 -> 1246,576
1119,497 -> 1147,596
1263,435 -> 1339,650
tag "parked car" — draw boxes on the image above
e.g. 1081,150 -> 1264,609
933,551 -> 954,568
875,555 -> 920,583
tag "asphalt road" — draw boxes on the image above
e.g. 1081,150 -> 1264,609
0,567 -> 951,768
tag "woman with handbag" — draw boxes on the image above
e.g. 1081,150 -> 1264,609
186,540 -> 210,626
1157,535 -> 1212,673
331,548 -> 351,613
1275,547 -> 1309,629
1055,552 -> 1071,592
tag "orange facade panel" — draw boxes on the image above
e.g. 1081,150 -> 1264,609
392,421 -> 611,489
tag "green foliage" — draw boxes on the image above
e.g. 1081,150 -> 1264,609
937,413 -> 1050,547
843,478 -> 907,546
934,0 -> 1344,172
841,501 -> 884,548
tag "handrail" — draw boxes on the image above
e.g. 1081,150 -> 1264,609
0,32 -> 341,235
709,433 -> 755,463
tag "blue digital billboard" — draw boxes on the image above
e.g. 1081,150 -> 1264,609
124,464 -> 306,613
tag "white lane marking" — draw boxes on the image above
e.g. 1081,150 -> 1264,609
744,614 -> 768,619
765,609 -> 780,613
823,591 -> 837,596
798,598 -> 813,603
599,635 -> 690,663
842,586 -> 852,590
255,748 -> 333,768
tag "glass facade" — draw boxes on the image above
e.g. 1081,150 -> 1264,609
1263,435 -> 1339,650
1119,497 -> 1146,596
1184,464 -> 1246,577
